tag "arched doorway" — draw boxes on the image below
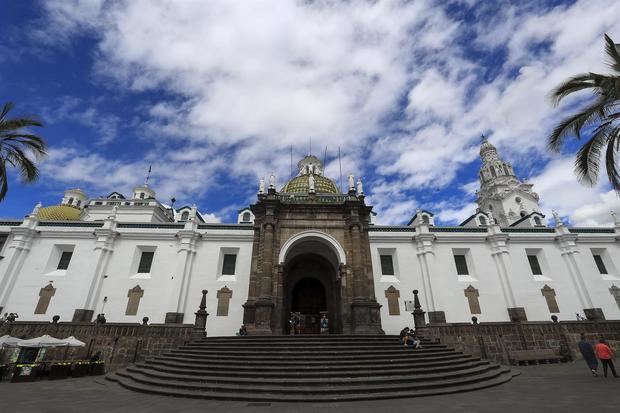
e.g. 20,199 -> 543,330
291,277 -> 326,334
282,251 -> 342,334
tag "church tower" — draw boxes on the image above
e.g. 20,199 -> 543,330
476,139 -> 541,226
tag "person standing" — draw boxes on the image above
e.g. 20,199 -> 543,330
320,314 -> 329,335
595,338 -> 618,378
577,334 -> 598,376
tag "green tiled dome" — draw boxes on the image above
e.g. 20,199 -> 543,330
281,174 -> 340,194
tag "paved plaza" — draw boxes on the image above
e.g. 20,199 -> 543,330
0,362 -> 618,413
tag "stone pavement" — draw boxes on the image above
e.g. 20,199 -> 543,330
1,362 -> 618,413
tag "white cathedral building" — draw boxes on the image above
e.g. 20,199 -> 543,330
0,140 -> 619,336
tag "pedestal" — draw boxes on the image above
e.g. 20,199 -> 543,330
428,311 -> 446,324
584,308 -> 605,321
253,298 -> 274,335
165,312 -> 185,324
72,309 -> 94,322
507,307 -> 528,322
351,301 -> 384,334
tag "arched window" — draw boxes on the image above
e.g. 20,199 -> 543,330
68,197 -> 74,205
180,211 -> 189,221
533,216 -> 542,226
242,212 -> 251,222
422,215 -> 430,224
490,168 -> 496,178
520,211 -> 527,217
139,193 -> 145,199
488,205 -> 493,211
76,200 -> 81,207
479,216 -> 487,225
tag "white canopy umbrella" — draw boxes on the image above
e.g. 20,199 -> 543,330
17,335 -> 68,348
62,336 -> 86,347
0,335 -> 23,348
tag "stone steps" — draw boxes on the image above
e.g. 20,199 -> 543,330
124,362 -> 498,385
138,356 -> 482,376
106,335 -> 515,401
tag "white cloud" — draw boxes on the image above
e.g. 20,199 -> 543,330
32,0 -> 620,225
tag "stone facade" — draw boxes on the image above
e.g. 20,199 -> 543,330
424,320 -> 620,364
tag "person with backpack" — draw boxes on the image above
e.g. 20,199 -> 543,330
577,333 -> 598,376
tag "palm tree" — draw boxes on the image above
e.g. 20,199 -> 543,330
548,34 -> 620,191
0,102 -> 47,201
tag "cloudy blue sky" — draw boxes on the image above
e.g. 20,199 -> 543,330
1,0 -> 619,225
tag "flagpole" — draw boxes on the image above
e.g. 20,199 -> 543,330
338,147 -> 343,193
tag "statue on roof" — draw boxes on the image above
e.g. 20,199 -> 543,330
269,174 -> 276,189
348,174 -> 355,191
258,177 -> 265,194
357,178 -> 364,196
308,173 -> 315,193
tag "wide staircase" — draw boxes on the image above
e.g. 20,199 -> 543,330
106,335 -> 515,401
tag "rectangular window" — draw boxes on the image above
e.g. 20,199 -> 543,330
380,254 -> 394,275
137,251 -> 154,273
527,254 -> 543,275
222,254 -> 237,275
593,254 -> 608,275
56,251 -> 73,270
454,254 -> 469,275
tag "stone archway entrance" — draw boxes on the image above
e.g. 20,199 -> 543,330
283,252 -> 341,334
290,277 -> 325,334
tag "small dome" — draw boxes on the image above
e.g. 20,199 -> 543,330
37,205 -> 82,221
480,139 -> 496,155
281,175 -> 340,194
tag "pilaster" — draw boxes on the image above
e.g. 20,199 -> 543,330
555,223 -> 603,320
486,222 -> 527,321
0,208 -> 39,310
413,220 -> 444,323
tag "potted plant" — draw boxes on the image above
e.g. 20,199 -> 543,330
72,361 -> 90,377
49,362 -> 71,380
89,360 -> 105,376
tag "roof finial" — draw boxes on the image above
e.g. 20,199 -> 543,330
611,210 -> 619,226
552,210 -> 564,227
145,164 -> 152,186
480,133 -> 486,142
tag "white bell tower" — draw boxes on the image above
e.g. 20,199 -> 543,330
476,139 -> 541,226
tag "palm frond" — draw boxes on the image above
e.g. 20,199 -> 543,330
0,118 -> 44,131
574,123 -> 612,186
550,73 -> 602,105
0,160 -> 8,202
0,102 -> 15,122
548,98 -> 607,151
605,127 -> 620,191
1,134 -> 48,155
4,145 -> 39,182
604,34 -> 620,73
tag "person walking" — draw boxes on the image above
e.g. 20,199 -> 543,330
577,334 -> 598,376
595,338 -> 618,378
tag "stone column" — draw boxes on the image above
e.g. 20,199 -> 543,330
192,290 -> 209,340
254,220 -> 275,334
555,226 -> 604,320
166,220 -> 199,324
414,222 -> 444,323
74,214 -> 117,322
487,224 -> 527,321
0,226 -> 35,312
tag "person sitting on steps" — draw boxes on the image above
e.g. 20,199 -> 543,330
399,327 -> 411,346
407,329 -> 422,349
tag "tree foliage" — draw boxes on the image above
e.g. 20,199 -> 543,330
549,35 -> 620,192
0,102 -> 47,202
